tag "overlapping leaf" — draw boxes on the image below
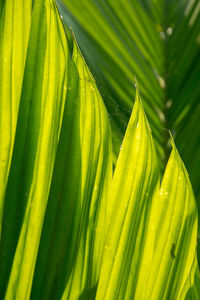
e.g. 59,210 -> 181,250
30,39 -> 112,300
58,0 -> 200,200
95,91 -> 198,300
0,0 -> 69,298
0,0 -> 199,299
182,257 -> 200,299
58,0 -> 165,167
0,0 -> 33,230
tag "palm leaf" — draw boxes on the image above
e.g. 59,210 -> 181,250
0,0 -> 199,299
95,91 -> 198,300
0,0 -> 69,298
30,38 -> 112,300
183,257 -> 200,299
58,0 -> 200,200
0,0 -> 33,228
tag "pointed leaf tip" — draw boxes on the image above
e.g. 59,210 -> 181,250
169,130 -> 176,150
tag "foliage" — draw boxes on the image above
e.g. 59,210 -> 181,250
59,0 -> 200,198
0,0 -> 199,299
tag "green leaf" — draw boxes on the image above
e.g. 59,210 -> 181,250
95,90 -> 198,300
135,140 -> 197,299
182,256 -> 200,299
30,37 -> 112,300
0,0 -> 199,299
0,0 -> 33,230
0,0 -> 69,298
58,0 -> 164,167
59,0 -> 200,199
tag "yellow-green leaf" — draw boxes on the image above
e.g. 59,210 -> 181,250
182,256 -> 200,299
95,90 -> 198,300
30,38 -> 112,300
0,1 -> 198,299
0,0 -> 69,298
134,140 -> 197,299
0,0 -> 33,231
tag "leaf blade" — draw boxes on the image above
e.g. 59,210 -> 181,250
0,0 -> 69,298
